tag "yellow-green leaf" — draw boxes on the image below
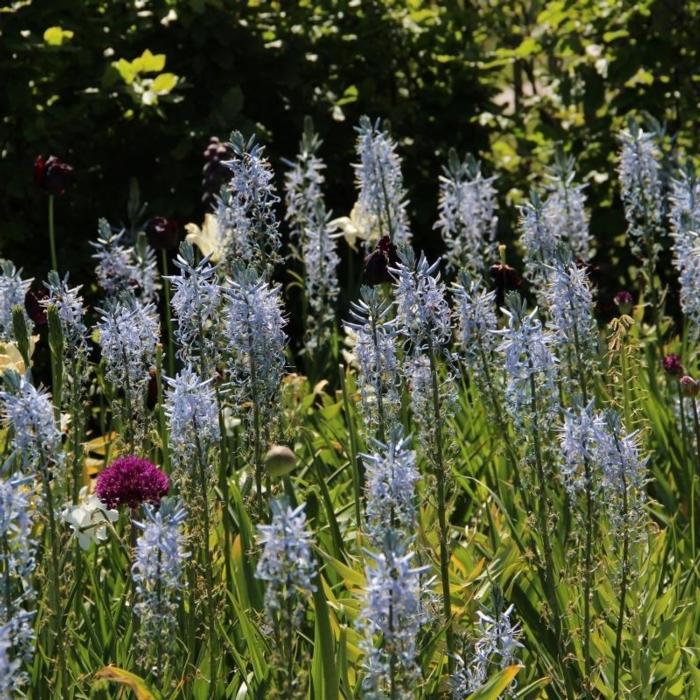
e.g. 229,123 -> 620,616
132,49 -> 166,74
43,26 -> 74,46
466,665 -> 523,700
93,666 -> 158,700
151,72 -> 178,95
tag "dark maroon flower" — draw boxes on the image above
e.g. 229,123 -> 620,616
145,217 -> 179,250
25,287 -> 49,326
614,290 -> 633,314
680,375 -> 699,398
489,262 -> 522,306
96,456 -> 169,509
363,236 -> 398,286
663,354 -> 684,377
34,155 -> 74,196
146,367 -> 159,410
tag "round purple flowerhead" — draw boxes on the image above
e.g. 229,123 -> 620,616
663,354 -> 684,377
614,290 -> 633,314
96,456 -> 169,509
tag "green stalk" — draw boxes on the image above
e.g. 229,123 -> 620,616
193,422 -> 216,690
161,250 -> 175,378
339,365 -> 363,532
48,195 -> 58,272
427,343 -> 454,672
613,471 -> 630,699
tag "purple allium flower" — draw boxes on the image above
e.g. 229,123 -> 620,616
613,290 -> 633,313
663,354 -> 684,377
680,375 -> 699,398
96,456 -> 169,510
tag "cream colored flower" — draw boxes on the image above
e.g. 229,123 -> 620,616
0,335 -> 39,374
328,202 -> 377,250
61,486 -> 118,550
184,213 -> 223,262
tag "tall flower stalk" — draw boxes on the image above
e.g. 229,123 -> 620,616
132,501 -> 189,678
495,294 -> 571,694
543,150 -> 592,263
617,120 -> 663,322
435,150 -> 498,276
0,470 -> 37,696
359,545 -> 428,699
256,500 -> 316,698
0,262 -> 32,344
164,366 -> 220,680
284,120 -> 339,352
167,242 -> 222,373
392,249 -> 455,667
669,161 -> 700,334
353,116 -> 411,246
216,131 -> 281,274
224,267 -> 287,507
0,373 -> 64,687
345,287 -> 401,441
96,294 -> 160,450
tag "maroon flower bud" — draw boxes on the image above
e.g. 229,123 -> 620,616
663,354 -> 684,377
96,456 -> 169,509
363,236 -> 398,286
146,367 -> 159,410
34,155 -> 74,196
614,290 -> 633,314
680,375 -> 699,398
25,287 -> 49,326
489,262 -> 522,306
145,217 -> 179,250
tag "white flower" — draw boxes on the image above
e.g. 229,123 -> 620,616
62,486 -> 118,550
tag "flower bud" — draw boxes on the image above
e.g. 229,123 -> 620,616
363,236 -> 398,286
265,445 -> 297,478
34,155 -> 74,196
680,375 -> 699,397
614,290 -> 633,315
145,217 -> 179,250
662,354 -> 684,377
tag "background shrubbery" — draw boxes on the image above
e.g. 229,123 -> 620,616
3,0 -> 700,299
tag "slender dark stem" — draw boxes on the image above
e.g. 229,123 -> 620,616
161,250 -> 175,378
48,195 -> 58,272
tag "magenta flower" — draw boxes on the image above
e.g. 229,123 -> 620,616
662,354 -> 684,377
96,456 -> 169,509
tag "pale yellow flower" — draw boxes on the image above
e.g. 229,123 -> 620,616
0,335 -> 39,374
184,213 -> 223,262
328,202 -> 377,250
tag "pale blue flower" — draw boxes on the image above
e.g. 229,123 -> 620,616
217,132 -> 281,271
360,546 -> 428,698
168,243 -> 222,365
43,271 -> 88,352
435,152 -> 498,274
345,287 -> 401,434
132,501 -> 189,671
0,376 -> 61,472
256,500 -> 316,628
164,365 -> 220,467
354,116 -> 411,246
362,433 -> 419,546
0,261 -> 32,343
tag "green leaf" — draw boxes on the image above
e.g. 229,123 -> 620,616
466,665 -> 523,700
43,26 -> 74,45
132,49 -> 166,74
151,72 -> 178,95
311,577 -> 339,700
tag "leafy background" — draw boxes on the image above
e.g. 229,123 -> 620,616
2,0 -> 700,303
